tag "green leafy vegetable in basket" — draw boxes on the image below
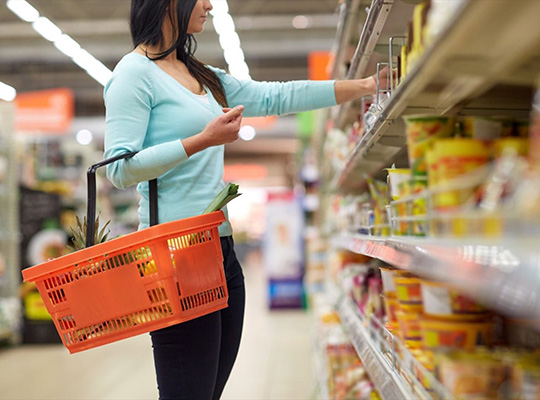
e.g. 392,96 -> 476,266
68,214 -> 111,251
203,183 -> 242,214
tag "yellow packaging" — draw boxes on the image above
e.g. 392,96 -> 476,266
405,338 -> 423,350
420,280 -> 488,320
412,177 -> 428,236
400,45 -> 407,82
384,296 -> 399,325
403,115 -> 456,177
394,276 -> 423,306
24,292 -> 52,321
493,138 -> 529,158
435,351 -> 509,399
412,1 -> 430,53
420,318 -> 495,352
433,138 -> 490,211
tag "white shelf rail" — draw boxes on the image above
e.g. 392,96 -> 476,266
338,294 -> 453,400
333,233 -> 540,327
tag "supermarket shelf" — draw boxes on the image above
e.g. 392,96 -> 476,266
330,0 -> 364,80
338,295 -> 420,400
331,0 -> 540,191
337,0 -> 416,128
333,233 -> 540,325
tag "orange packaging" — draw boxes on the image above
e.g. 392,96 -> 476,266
394,275 -> 423,307
420,318 -> 495,352
383,296 -> 399,326
396,310 -> 422,340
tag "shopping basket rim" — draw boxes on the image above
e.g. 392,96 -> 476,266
22,210 -> 225,283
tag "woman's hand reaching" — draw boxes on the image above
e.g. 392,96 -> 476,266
334,67 -> 394,104
182,105 -> 245,157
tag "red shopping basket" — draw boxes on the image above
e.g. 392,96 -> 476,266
22,152 -> 229,354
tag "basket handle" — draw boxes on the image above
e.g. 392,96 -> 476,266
86,152 -> 159,247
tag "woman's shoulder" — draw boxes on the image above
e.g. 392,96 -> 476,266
105,53 -> 154,95
114,52 -> 153,74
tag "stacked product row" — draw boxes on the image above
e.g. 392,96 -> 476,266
332,248 -> 540,399
327,113 -> 532,239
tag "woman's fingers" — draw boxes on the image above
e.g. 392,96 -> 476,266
222,105 -> 244,123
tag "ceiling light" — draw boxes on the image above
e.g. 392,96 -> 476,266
239,125 -> 256,141
219,31 -> 241,49
228,62 -> 250,80
6,0 -> 39,22
212,13 -> 235,35
0,82 -> 16,102
76,129 -> 93,145
209,1 -> 229,15
292,15 -> 310,29
32,17 -> 62,42
54,34 -> 81,58
7,0 -> 113,87
210,0 -> 251,80
224,47 -> 245,65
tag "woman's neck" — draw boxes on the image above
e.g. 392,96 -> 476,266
135,44 -> 177,62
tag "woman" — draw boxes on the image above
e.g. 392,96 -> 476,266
104,0 -> 386,398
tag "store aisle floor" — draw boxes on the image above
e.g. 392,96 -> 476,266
0,251 -> 317,400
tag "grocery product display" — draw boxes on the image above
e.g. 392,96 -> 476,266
310,0 -> 540,399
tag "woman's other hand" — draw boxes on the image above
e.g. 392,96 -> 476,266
203,105 -> 244,145
182,105 -> 244,157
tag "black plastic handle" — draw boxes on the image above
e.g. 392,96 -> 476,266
86,152 -> 159,247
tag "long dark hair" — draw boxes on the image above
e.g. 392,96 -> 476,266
130,0 -> 228,107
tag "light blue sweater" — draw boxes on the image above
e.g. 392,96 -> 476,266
104,53 -> 337,236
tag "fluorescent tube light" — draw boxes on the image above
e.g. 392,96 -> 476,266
210,0 -> 251,80
7,0 -> 113,87
6,0 -> 39,22
54,34 -> 81,58
32,16 -> 62,42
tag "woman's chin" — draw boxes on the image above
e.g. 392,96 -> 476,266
187,25 -> 205,35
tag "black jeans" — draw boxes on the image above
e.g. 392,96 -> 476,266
149,236 -> 246,400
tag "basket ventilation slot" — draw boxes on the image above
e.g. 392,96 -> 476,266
168,229 -> 213,250
180,287 -> 226,311
48,288 -> 66,305
61,303 -> 173,345
147,287 -> 168,304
